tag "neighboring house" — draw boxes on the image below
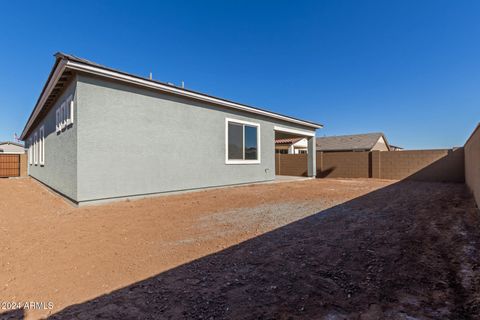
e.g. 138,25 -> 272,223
389,144 -> 404,151
0,141 -> 25,154
275,137 -> 308,154
316,132 -> 391,152
21,53 -> 321,205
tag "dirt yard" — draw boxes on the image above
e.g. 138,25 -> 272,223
0,178 -> 479,319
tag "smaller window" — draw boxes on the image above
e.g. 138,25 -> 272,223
39,126 -> 45,165
56,108 -> 61,132
70,98 -> 74,124
63,102 -> 68,127
28,138 -> 33,165
66,95 -> 74,125
33,132 -> 38,165
60,102 -> 66,130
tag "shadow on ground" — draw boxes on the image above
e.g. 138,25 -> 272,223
0,309 -> 23,320
16,181 -> 480,319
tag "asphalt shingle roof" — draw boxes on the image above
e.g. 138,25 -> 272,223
316,132 -> 387,152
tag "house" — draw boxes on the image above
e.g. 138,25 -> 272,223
0,141 -> 25,154
316,132 -> 391,152
20,53 -> 322,205
275,137 -> 308,154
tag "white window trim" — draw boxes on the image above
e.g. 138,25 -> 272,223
28,138 -> 32,165
225,118 -> 261,165
60,102 -> 66,130
56,108 -> 60,132
39,126 -> 45,165
67,95 -> 74,125
33,132 -> 38,165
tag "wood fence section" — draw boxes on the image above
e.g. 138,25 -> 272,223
0,154 -> 20,177
275,153 -> 308,176
275,149 -> 465,183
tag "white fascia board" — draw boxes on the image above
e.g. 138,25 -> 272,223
273,126 -> 315,137
20,60 -> 67,140
65,60 -> 322,130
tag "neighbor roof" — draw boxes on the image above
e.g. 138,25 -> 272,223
21,53 -> 323,139
275,138 -> 304,145
316,132 -> 389,152
0,141 -> 25,148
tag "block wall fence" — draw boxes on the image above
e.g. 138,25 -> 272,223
465,124 -> 480,206
276,149 -> 465,183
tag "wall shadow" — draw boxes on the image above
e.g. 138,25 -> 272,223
0,308 -> 24,320
403,148 -> 465,182
43,181 -> 480,319
316,167 -> 335,178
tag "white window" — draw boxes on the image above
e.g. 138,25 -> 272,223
28,138 -> 33,165
66,95 -> 74,125
39,126 -> 45,165
56,108 -> 61,132
55,96 -> 74,133
70,97 -> 74,124
225,118 -> 261,164
60,102 -> 66,130
33,132 -> 38,165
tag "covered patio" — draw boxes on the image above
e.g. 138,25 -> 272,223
274,126 -> 316,178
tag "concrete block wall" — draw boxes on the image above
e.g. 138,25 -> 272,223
19,153 -> 28,177
465,124 -> 480,206
379,149 -> 464,182
318,152 -> 370,178
316,149 -> 464,182
275,154 -> 308,176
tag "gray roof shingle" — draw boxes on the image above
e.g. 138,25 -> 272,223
316,132 -> 388,152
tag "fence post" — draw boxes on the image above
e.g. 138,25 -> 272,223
307,136 -> 316,177
371,151 -> 381,178
317,151 -> 323,176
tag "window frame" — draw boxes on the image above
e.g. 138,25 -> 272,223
60,101 -> 66,130
28,138 -> 33,165
225,118 -> 261,165
55,108 -> 60,133
39,126 -> 45,165
67,94 -> 74,125
33,132 -> 38,165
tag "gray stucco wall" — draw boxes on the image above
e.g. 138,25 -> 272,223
76,74 -> 316,203
25,79 -> 78,201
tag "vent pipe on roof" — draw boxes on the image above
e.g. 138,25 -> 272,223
181,81 -> 185,88
149,72 -> 153,80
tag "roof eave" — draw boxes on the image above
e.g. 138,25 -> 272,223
65,59 -> 323,129
20,58 -> 68,140
21,54 -> 323,140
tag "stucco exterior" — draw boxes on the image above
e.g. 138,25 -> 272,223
25,79 -> 78,201
24,72 -> 317,204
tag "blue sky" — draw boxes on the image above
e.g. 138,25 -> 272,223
0,1 -> 479,149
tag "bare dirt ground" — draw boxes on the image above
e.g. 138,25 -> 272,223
0,178 -> 479,319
